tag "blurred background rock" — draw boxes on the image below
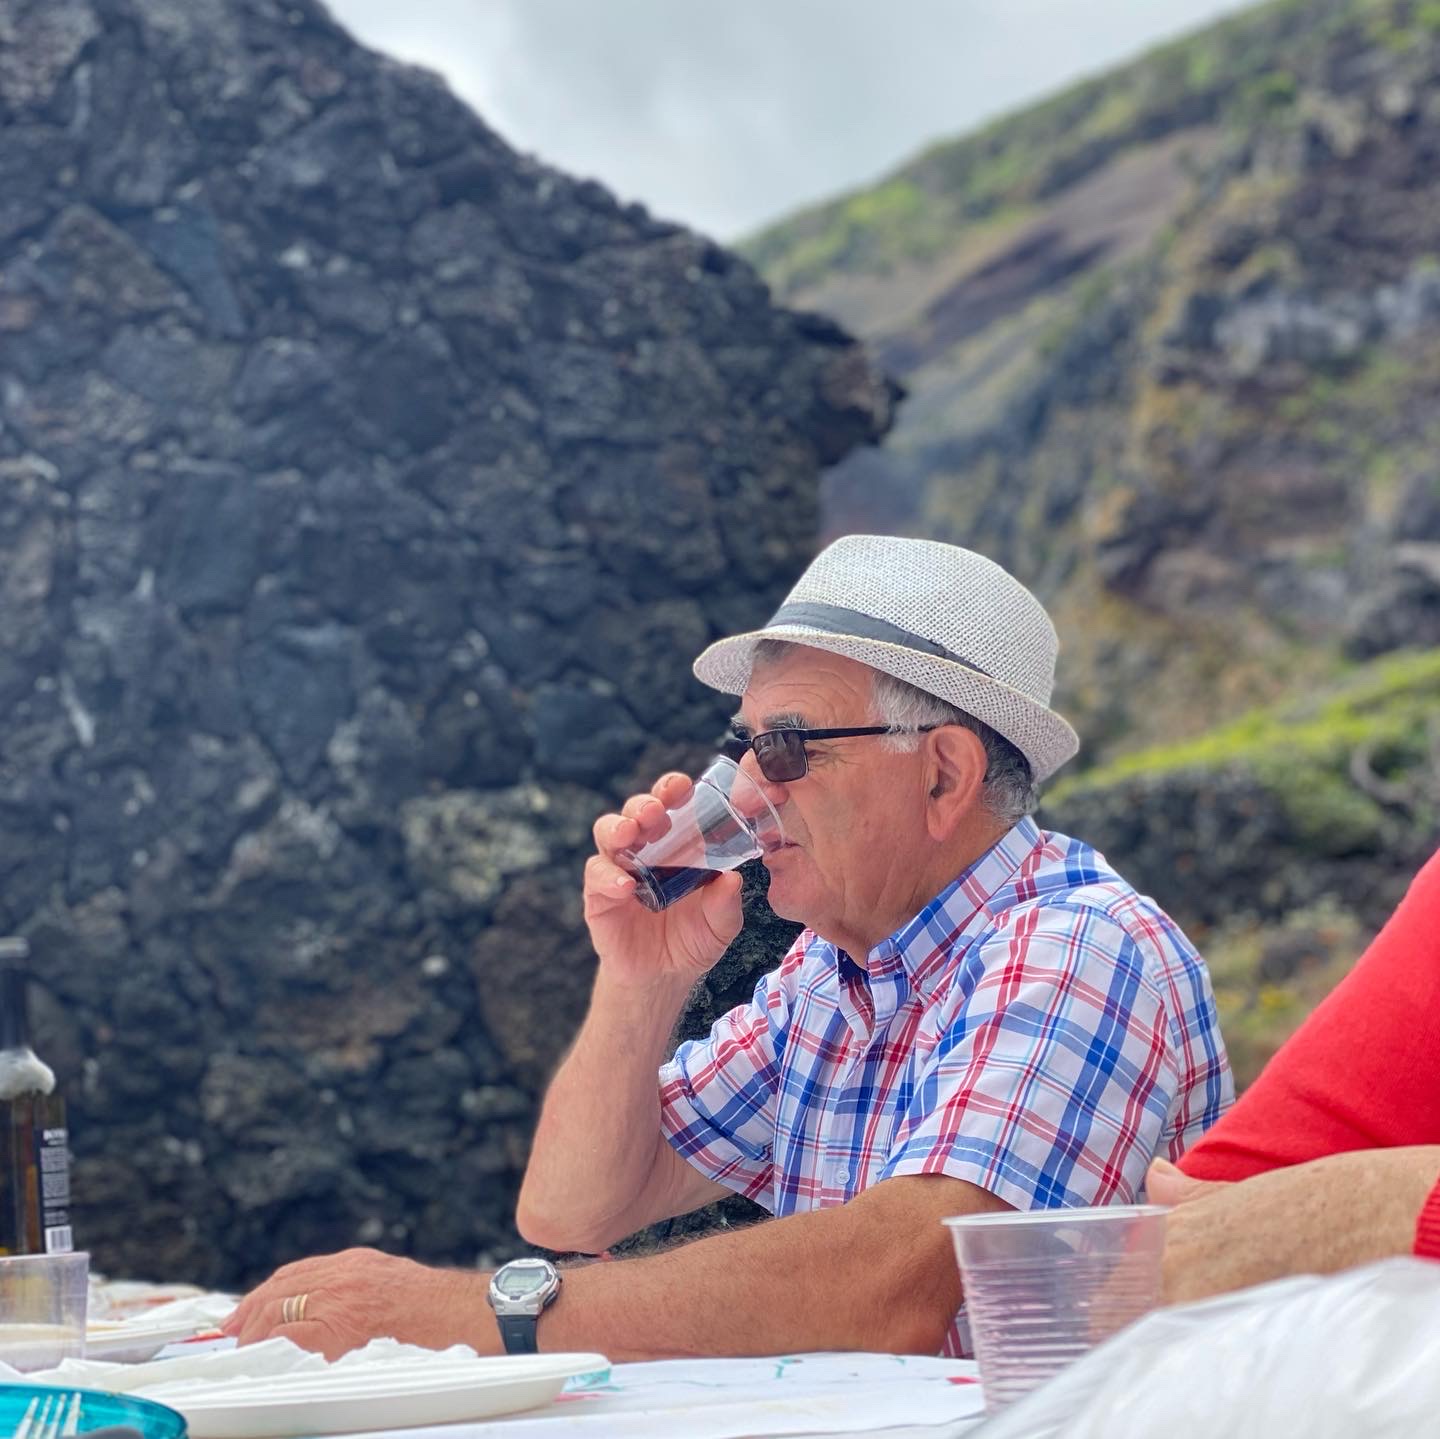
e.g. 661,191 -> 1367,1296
0,0 -> 1436,1286
0,0 -> 892,1282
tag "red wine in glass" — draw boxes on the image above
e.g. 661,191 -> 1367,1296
631,863 -> 721,912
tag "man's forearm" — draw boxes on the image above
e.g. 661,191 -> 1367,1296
1160,1145 -> 1440,1305
533,1174 -> 1004,1360
224,1175 -> 1003,1362
517,968 -> 695,1252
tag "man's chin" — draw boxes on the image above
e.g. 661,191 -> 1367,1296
762,847 -> 806,920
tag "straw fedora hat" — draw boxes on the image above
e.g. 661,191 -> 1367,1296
692,534 -> 1079,783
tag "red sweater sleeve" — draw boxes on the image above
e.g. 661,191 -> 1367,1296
1181,847 -> 1440,1182
1416,1176 -> 1440,1261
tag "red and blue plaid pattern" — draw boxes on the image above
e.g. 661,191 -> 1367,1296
658,816 -> 1232,1354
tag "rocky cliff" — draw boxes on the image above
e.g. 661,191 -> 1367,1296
0,0 -> 893,1284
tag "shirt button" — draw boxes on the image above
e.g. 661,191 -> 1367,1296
835,1167 -> 850,1185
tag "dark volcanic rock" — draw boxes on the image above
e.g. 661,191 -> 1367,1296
0,0 -> 893,1286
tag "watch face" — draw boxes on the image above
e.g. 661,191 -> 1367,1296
500,1266 -> 551,1298
489,1259 -> 560,1332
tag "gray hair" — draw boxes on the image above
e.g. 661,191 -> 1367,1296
751,639 -> 1038,825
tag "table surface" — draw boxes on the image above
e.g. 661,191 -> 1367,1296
74,1283 -> 992,1439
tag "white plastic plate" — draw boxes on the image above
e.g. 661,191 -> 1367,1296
169,1351 -> 609,1438
86,1319 -> 215,1364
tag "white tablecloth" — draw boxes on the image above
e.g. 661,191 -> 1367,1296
414,1353 -> 986,1438
22,1282 -> 988,1439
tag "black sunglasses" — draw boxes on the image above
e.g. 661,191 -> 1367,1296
721,724 -> 943,783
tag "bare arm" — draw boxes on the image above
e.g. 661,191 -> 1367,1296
516,967 -> 730,1252
225,1173 -> 1011,1360
1151,1146 -> 1440,1305
538,1173 -> 1010,1359
516,771 -> 748,1252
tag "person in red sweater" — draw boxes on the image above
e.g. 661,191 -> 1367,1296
1147,846 -> 1440,1303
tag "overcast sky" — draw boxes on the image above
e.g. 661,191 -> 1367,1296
325,0 -> 1253,241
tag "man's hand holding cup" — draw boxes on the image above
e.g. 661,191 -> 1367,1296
583,756 -> 785,987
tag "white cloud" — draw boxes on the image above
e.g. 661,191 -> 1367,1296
326,0 -> 1253,239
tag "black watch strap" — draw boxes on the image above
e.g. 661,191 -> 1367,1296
497,1312 -> 539,1355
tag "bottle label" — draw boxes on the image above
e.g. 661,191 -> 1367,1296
37,1127 -> 71,1255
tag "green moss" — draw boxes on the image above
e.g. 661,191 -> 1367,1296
1076,86 -> 1145,144
1349,348 -> 1422,407
1364,8 -> 1424,50
1051,649 -> 1440,846
1036,267 -> 1119,358
1365,449 -> 1404,496
1273,345 -> 1431,455
744,177 -> 956,293
1265,767 -> 1387,851
1064,648 -> 1440,781
773,229 -> 849,289
842,178 -> 925,228
963,145 -> 1037,209
1184,39 -> 1223,90
1236,69 -> 1300,120
745,0 -> 1354,290
1203,901 -> 1366,1088
1224,241 -> 1303,296
744,0 -> 1425,314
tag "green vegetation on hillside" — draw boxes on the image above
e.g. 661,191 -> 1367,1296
1052,648 -> 1440,851
744,0 -> 1439,296
1046,650 -> 1439,1087
1204,900 -> 1366,1088
762,179 -> 956,304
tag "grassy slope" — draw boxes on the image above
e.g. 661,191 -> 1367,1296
745,0 -> 1440,295
1047,648 -> 1438,1086
1052,647 -> 1440,846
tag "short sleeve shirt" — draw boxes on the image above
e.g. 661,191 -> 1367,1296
658,817 -> 1233,1354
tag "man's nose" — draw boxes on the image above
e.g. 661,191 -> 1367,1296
736,746 -> 764,786
744,753 -> 790,810
737,748 -> 785,801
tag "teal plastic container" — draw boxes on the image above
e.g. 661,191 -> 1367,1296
0,1386 -> 187,1438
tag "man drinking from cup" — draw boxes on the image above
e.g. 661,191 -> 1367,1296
227,535 -> 1231,1361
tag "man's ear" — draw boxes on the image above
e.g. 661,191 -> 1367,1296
924,725 -> 987,841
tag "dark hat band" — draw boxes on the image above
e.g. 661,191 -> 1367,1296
767,601 -> 992,679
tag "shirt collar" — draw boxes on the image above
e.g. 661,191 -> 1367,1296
865,816 -> 1044,989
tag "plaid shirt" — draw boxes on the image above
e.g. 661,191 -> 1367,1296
658,816 -> 1232,1355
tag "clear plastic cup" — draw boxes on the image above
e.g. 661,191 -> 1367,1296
0,1251 -> 89,1371
944,1206 -> 1166,1413
620,755 -> 785,911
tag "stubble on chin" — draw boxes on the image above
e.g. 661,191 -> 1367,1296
761,851 -> 809,924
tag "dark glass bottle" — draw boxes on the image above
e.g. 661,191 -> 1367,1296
0,938 -> 72,1255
